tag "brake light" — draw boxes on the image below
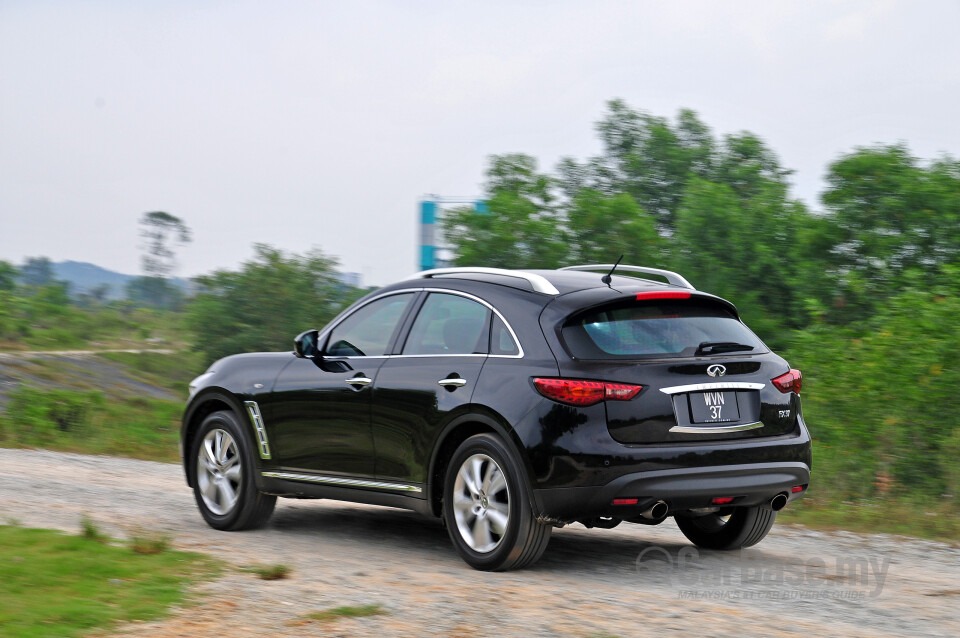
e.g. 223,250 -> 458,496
711,497 -> 736,505
533,378 -> 643,407
772,369 -> 802,394
635,291 -> 691,301
791,485 -> 805,493
612,498 -> 639,506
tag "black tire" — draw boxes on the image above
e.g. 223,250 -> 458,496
190,410 -> 276,531
674,506 -> 776,550
442,433 -> 551,571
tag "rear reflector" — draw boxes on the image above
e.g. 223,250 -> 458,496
711,497 -> 735,505
533,378 -> 642,407
791,485 -> 805,493
635,291 -> 691,301
772,369 -> 802,394
612,498 -> 639,506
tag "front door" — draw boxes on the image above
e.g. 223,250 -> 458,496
267,292 -> 417,477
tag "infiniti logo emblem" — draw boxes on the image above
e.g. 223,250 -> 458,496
707,364 -> 727,378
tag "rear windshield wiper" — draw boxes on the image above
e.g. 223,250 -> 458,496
696,341 -> 755,356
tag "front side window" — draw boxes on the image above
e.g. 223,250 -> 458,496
403,293 -> 490,355
326,293 -> 414,357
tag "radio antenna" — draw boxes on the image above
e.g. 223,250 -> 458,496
601,255 -> 624,287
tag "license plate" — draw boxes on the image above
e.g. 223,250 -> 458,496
689,391 -> 740,423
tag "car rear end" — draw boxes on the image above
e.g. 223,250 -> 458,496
530,284 -> 811,524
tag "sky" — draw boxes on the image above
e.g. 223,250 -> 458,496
1,1 -> 958,287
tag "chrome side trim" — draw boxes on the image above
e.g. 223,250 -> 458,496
243,401 -> 272,459
659,381 -> 765,395
560,264 -> 695,290
670,422 -> 764,434
412,267 -> 561,295
261,471 -> 423,493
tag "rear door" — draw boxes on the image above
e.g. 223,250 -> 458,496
371,291 -> 491,483
554,295 -> 799,444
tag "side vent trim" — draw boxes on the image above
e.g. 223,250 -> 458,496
244,400 -> 272,459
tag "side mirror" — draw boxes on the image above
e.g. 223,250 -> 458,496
294,329 -> 320,359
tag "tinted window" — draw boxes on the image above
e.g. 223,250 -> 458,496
490,315 -> 519,356
562,300 -> 765,359
403,293 -> 490,355
326,293 -> 414,357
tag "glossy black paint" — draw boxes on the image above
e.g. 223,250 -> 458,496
181,270 -> 812,524
266,355 -> 379,477
371,355 -> 486,482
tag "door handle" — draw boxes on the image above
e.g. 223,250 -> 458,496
438,378 -> 467,387
346,376 -> 372,386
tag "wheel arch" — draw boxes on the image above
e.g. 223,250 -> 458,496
181,389 -> 262,488
426,408 -> 539,519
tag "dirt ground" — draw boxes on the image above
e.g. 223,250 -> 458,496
1,447 -> 958,638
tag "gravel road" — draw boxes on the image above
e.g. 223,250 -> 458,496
1,448 -> 958,637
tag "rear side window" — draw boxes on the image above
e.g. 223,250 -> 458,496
562,300 -> 766,359
490,315 -> 519,356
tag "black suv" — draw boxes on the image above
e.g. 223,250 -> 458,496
181,265 -> 811,570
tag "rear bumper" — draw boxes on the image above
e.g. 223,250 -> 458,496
534,461 -> 811,521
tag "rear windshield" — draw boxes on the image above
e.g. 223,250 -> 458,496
561,300 -> 766,360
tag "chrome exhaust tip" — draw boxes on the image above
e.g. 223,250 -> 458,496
769,493 -> 788,511
640,500 -> 669,520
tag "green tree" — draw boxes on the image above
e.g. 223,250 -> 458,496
565,190 -> 662,265
125,277 -> 185,311
0,260 -> 17,291
786,266 -> 960,499
140,211 -> 191,279
187,244 -> 363,365
587,100 -> 717,227
137,211 -> 191,308
20,257 -> 54,287
821,145 -> 960,315
442,154 -> 569,269
672,177 -> 813,340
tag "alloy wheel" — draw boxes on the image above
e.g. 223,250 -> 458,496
196,428 -> 242,516
452,453 -> 511,553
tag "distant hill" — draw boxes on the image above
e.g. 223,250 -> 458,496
52,261 -> 188,300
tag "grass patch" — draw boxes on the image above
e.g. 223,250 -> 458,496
247,563 -> 292,580
303,604 -> 386,623
0,386 -> 182,462
80,515 -> 109,543
778,492 -> 960,543
129,529 -> 172,555
0,524 -> 214,638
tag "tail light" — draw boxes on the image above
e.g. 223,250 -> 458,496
772,369 -> 802,394
533,378 -> 643,407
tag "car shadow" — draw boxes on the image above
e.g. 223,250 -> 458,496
267,500 -> 694,574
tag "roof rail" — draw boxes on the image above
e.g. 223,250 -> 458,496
559,264 -> 695,290
411,267 -> 560,295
